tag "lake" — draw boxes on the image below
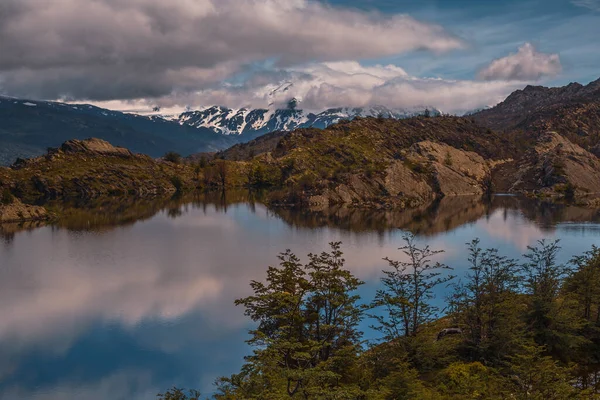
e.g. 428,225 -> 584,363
1,193 -> 600,399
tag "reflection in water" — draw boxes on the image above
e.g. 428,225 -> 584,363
1,192 -> 600,399
271,194 -> 600,236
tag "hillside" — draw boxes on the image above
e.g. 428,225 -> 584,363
210,113 -> 600,206
473,78 -> 600,151
212,116 -> 517,207
0,97 -> 235,165
0,138 -> 199,205
3,112 -> 600,224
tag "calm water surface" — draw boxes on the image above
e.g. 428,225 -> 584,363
1,194 -> 600,399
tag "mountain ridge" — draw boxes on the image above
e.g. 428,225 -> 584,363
171,104 -> 441,139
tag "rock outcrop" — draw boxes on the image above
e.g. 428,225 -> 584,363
0,198 -> 48,223
0,138 -> 197,203
492,131 -> 600,198
60,138 -> 133,157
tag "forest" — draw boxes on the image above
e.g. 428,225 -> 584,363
159,235 -> 600,399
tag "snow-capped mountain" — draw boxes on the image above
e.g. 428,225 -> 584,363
173,103 -> 440,139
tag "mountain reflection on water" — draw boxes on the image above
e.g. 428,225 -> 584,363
3,191 -> 600,240
1,192 -> 600,399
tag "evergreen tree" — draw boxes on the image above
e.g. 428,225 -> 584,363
218,243 -> 367,399
521,240 -> 583,361
450,240 -> 523,364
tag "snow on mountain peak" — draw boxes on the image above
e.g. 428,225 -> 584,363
172,104 -> 439,138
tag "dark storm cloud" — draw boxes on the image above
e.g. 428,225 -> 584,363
0,0 -> 463,101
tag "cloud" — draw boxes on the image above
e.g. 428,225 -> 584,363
572,0 -> 600,11
124,61 -> 522,114
478,43 -> 562,81
0,371 -> 158,400
0,0 -> 463,101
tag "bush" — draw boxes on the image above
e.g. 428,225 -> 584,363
170,175 -> 184,193
164,151 -> 182,164
444,152 -> 453,167
1,188 -> 14,205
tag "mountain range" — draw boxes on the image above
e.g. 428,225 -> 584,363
1,78 -> 599,168
0,95 -> 438,165
171,103 -> 440,139
2,77 -> 600,222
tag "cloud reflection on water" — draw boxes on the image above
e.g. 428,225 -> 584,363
1,195 -> 600,398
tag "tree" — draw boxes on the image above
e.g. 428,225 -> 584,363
220,243 -> 366,399
521,240 -> 583,362
194,163 -> 202,182
215,160 -> 229,187
371,234 -> 454,340
198,155 -> 208,168
164,151 -> 182,164
564,246 -> 600,391
157,387 -> 201,400
450,240 -> 522,363
508,344 -> 586,400
1,188 -> 14,205
566,246 -> 600,323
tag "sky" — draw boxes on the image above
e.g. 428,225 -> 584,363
0,0 -> 598,114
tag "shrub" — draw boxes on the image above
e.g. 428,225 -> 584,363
164,151 -> 182,164
1,188 -> 14,205
170,175 -> 184,193
444,152 -> 453,167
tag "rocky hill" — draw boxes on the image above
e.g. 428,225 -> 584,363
473,78 -> 600,152
0,138 -> 198,205
211,116 -> 516,208
3,110 -> 600,224
208,112 -> 600,207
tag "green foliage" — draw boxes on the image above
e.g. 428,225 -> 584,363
220,243 -> 366,399
157,387 -> 201,400
434,362 -> 508,399
1,188 -> 14,205
163,239 -> 600,399
508,344 -> 585,399
247,163 -> 282,187
198,155 -> 208,169
170,175 -> 184,193
403,158 -> 431,175
520,240 -> 583,359
371,234 -> 454,339
164,151 -> 182,164
450,239 -> 523,364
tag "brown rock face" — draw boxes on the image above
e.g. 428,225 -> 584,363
407,141 -> 489,197
304,141 -> 491,208
492,131 -> 600,196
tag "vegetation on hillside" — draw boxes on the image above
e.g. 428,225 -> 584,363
160,237 -> 600,399
3,112 -> 600,225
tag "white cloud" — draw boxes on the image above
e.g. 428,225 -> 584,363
0,0 -> 463,101
478,43 -> 562,81
114,61 -> 523,114
572,0 -> 600,11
